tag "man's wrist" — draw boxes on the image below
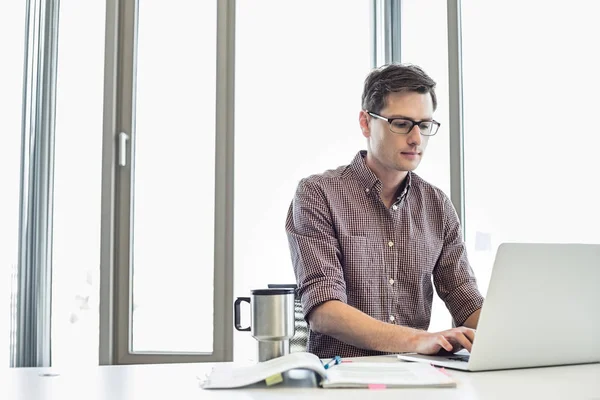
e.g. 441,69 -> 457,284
406,328 -> 427,353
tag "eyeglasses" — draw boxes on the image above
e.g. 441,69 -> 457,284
366,111 -> 441,136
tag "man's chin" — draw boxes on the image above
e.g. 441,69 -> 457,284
395,162 -> 421,172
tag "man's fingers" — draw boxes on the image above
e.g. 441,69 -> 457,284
461,328 -> 476,344
433,327 -> 477,354
451,332 -> 473,352
437,335 -> 453,352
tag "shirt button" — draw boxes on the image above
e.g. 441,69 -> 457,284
388,241 -> 394,247
389,278 -> 395,285
389,315 -> 395,322
365,188 -> 370,193
392,204 -> 398,210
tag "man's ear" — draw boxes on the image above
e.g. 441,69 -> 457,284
359,111 -> 371,138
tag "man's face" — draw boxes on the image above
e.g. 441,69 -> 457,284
361,91 -> 434,173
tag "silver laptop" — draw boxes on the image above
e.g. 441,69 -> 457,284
398,243 -> 600,371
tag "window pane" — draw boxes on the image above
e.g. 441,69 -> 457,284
51,0 -> 105,366
234,0 -> 371,361
401,0 -> 452,332
0,3 -> 26,368
462,0 -> 600,295
401,0 -> 450,195
132,1 -> 217,352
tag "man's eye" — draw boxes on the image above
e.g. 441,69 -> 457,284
392,120 -> 411,129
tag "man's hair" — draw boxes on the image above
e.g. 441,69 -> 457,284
361,63 -> 437,113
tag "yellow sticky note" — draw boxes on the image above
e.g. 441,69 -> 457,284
265,373 -> 283,386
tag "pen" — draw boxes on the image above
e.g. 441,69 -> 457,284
323,355 -> 342,370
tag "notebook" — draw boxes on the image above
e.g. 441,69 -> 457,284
200,352 -> 456,389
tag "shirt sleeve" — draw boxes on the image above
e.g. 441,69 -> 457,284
285,178 -> 347,321
433,194 -> 485,326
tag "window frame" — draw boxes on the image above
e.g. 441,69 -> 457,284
99,0 -> 235,364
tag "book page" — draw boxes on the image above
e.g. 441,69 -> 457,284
321,362 -> 456,388
201,352 -> 326,389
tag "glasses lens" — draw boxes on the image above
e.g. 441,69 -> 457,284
419,121 -> 440,136
390,119 -> 413,134
418,121 -> 433,135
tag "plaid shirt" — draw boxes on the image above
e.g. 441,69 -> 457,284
285,151 -> 484,358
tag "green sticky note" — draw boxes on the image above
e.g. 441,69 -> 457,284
265,373 -> 283,386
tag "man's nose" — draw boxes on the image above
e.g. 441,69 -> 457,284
407,125 -> 422,146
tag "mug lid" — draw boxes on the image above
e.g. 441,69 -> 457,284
251,288 -> 295,295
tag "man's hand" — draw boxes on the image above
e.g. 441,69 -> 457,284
413,327 -> 476,355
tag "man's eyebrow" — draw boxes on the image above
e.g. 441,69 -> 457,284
389,114 -> 434,121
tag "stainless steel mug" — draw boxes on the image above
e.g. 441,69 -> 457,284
234,288 -> 296,361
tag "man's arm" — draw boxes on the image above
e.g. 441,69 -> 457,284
433,195 -> 485,328
462,308 -> 481,329
310,300 -> 476,354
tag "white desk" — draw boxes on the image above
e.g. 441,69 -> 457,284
4,357 -> 600,400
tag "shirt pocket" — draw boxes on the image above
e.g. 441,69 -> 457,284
338,235 -> 383,291
405,230 -> 442,276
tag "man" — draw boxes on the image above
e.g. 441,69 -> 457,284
285,64 -> 484,358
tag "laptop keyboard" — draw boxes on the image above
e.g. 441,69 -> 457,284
447,354 -> 470,362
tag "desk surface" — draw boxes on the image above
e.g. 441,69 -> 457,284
4,356 -> 600,400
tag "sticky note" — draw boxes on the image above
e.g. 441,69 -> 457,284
265,373 -> 284,386
368,383 -> 386,390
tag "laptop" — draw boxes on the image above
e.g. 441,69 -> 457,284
398,243 -> 600,371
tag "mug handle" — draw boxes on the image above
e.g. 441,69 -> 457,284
234,297 -> 251,331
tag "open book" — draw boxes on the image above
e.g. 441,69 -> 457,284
200,352 -> 456,389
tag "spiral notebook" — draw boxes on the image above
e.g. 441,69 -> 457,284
200,352 -> 456,389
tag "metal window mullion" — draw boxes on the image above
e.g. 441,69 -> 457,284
373,0 -> 402,67
373,0 -> 387,66
213,0 -> 235,363
372,0 -> 383,66
13,0 -> 60,368
99,0 -> 120,366
39,0 -> 59,363
114,0 -> 137,364
447,0 -> 466,233
388,0 -> 401,63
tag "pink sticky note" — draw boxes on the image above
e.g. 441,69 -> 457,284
368,384 -> 386,390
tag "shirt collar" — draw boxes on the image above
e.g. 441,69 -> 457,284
349,150 -> 412,199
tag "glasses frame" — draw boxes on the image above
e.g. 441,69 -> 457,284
366,111 -> 441,136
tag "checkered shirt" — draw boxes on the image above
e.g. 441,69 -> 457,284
285,151 -> 484,358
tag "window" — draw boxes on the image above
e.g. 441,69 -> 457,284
401,0 -> 453,332
0,2 -> 26,368
401,0 -> 450,196
130,0 -> 218,353
51,0 -> 106,367
462,0 -> 600,296
102,0 -> 231,364
234,0 -> 372,361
